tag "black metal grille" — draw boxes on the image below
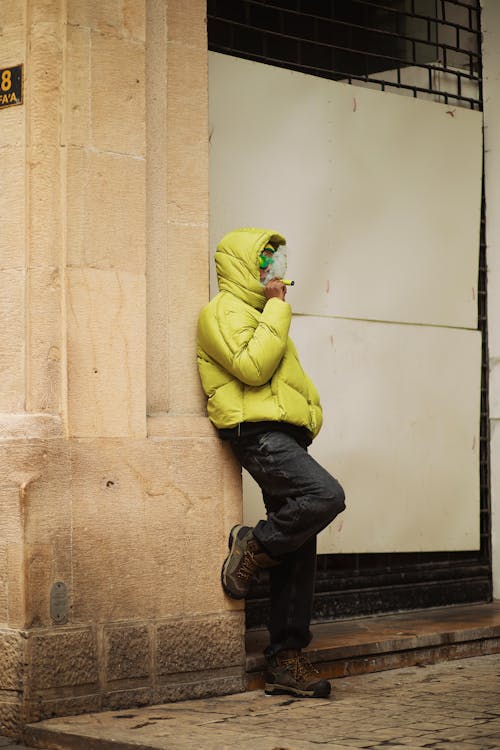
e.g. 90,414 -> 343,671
208,0 -> 492,623
208,0 -> 482,109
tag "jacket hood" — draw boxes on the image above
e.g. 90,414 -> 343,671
215,228 -> 286,311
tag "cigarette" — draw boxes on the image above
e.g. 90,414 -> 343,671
280,279 -> 295,286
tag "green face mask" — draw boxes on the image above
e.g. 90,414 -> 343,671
259,244 -> 276,269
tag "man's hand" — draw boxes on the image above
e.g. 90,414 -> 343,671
264,278 -> 287,302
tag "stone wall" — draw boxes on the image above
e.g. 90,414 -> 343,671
0,0 -> 245,738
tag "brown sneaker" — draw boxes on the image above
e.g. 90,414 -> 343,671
221,525 -> 279,600
264,649 -> 331,698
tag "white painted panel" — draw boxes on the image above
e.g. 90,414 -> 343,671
243,318 -> 481,553
209,52 -> 482,554
209,52 -> 482,328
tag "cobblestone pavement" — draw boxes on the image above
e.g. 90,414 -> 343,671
14,654 -> 500,749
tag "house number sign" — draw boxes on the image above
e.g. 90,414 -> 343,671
0,65 -> 23,109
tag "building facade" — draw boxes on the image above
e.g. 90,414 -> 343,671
0,0 -> 499,739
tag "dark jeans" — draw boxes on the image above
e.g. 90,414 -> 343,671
229,430 -> 345,655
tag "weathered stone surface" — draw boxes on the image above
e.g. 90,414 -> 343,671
66,268 -> 146,438
166,41 -> 208,225
0,147 -> 25,268
25,693 -> 102,725
102,687 -> 152,712
91,31 -> 145,156
64,26 -> 91,147
0,701 -> 22,738
28,22 -> 63,148
167,0 -> 207,46
70,437 -> 232,622
145,0 -> 168,415
29,629 -> 98,690
27,147 -> 62,268
22,443 -> 71,627
105,624 -> 151,682
0,269 -> 25,412
26,267 -> 63,414
67,148 -> 146,273
157,613 -> 244,675
68,0 -> 145,41
0,414 -> 64,441
0,0 -> 242,735
0,630 -> 24,690
166,223 -> 208,414
0,441 -> 71,627
153,674 -> 246,705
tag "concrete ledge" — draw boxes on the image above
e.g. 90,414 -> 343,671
246,601 -> 500,689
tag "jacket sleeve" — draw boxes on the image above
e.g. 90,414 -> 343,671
199,297 -> 292,387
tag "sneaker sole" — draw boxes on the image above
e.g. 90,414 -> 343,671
264,683 -> 331,699
220,524 -> 245,600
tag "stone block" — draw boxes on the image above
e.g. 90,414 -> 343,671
28,22 -> 63,148
0,269 -> 25,412
68,0 -> 145,40
167,0 -> 207,46
157,613 -> 244,675
28,629 -> 98,690
0,5 -> 24,26
102,687 -> 152,712
104,624 -> 151,682
166,222 -> 208,414
67,148 -> 146,273
123,1 -> 146,42
0,543 -> 7,623
0,414 -> 64,441
145,0 -> 168,414
91,32 -> 145,156
64,26 -> 91,147
166,42 -> 208,225
70,437 -> 234,623
29,0 -> 64,25
26,267 -> 63,414
153,674 -> 245,704
0,630 -> 24,690
66,268 -> 146,437
0,147 -> 25,268
0,701 -> 23,738
0,100 -> 24,148
6,541 -> 24,628
27,146 -> 62,268
25,693 -> 102,725
0,484 -> 25,624
0,482 -> 25,626
0,440 -> 71,626
24,444 -> 71,627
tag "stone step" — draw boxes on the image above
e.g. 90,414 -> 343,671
245,601 -> 500,689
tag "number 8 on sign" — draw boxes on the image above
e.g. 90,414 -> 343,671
1,69 -> 11,91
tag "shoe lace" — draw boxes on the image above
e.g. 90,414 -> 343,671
237,550 -> 258,583
280,653 -> 319,683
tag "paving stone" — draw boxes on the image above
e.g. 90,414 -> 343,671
24,654 -> 500,750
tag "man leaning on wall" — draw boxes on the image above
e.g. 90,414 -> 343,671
197,227 -> 346,699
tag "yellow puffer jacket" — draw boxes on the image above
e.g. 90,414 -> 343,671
197,228 -> 323,439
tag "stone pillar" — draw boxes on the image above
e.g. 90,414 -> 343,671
481,0 -> 500,600
0,0 -> 244,738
